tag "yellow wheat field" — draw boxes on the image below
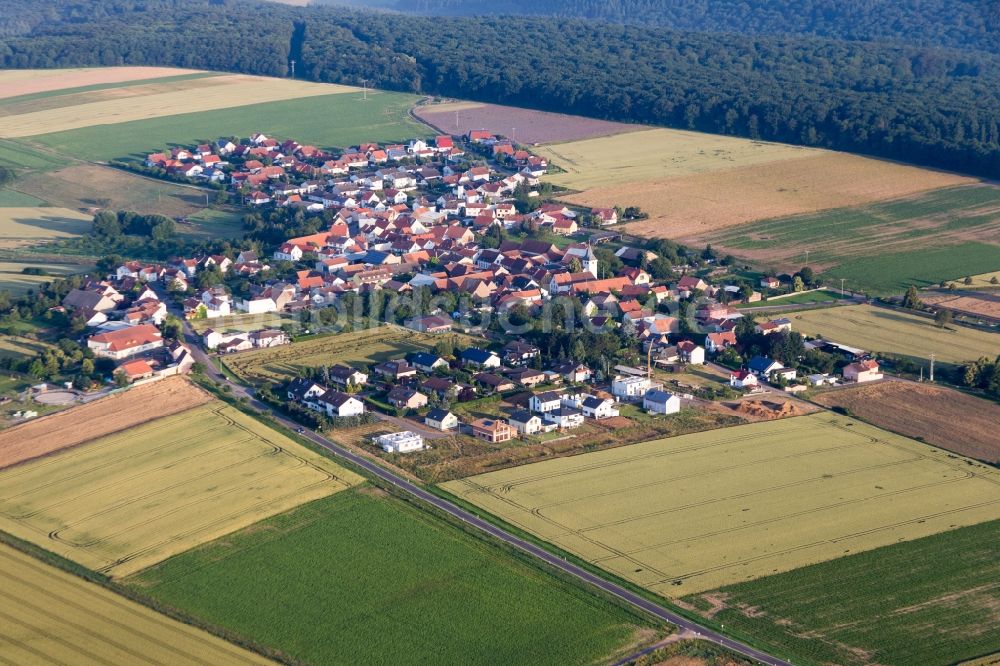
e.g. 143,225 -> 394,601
536,128 -> 821,190
0,402 -> 362,577
0,543 -> 272,664
0,75 -> 359,137
0,66 -> 203,99
0,207 -> 92,248
444,413 -> 1000,596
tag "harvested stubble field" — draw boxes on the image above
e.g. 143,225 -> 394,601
814,382 -> 1000,463
14,164 -> 213,218
0,74 -> 355,137
224,327 -> 471,383
703,184 -> 1000,286
685,520 -> 1000,666
0,259 -> 94,295
0,66 -> 205,99
561,152 -> 974,241
0,335 -> 55,362
920,290 -> 1000,321
954,271 -> 1000,289
414,100 -> 640,144
0,377 -> 210,469
788,304 -> 1000,370
444,413 -> 1000,597
0,542 -> 272,665
0,206 -> 92,248
133,489 -> 654,666
0,400 -> 362,577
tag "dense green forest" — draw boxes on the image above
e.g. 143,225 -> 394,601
2,0 -> 1000,177
318,0 -> 1000,53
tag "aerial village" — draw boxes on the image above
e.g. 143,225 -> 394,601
56,128 -> 884,454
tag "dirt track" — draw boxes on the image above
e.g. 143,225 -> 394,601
0,377 -> 210,469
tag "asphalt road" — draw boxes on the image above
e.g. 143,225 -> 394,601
179,317 -> 791,666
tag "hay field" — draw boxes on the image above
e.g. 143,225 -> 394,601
0,66 -> 203,99
0,335 -> 55,362
0,401 -> 362,577
536,128 -> 821,191
955,271 -> 1000,288
580,153 -> 976,240
0,74 -> 358,137
0,543 -> 271,665
414,101 -> 640,144
814,382 -> 1000,463
0,207 -> 92,248
0,377 -> 211,470
444,413 -> 1000,597
0,260 -> 93,294
788,304 -> 1000,369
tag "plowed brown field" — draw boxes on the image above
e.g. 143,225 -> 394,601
814,381 -> 1000,463
0,377 -> 210,469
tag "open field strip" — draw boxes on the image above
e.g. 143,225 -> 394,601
0,401 -> 362,577
0,377 -> 210,469
787,304 -> 1000,369
0,542 -> 271,665
225,326 -> 474,383
686,520 -> 1000,666
0,189 -> 46,206
29,91 -> 427,161
0,66 -> 205,99
536,128 -> 820,190
0,260 -> 93,295
0,75 -> 358,137
133,489 -> 654,666
0,207 -> 92,248
444,413 -> 1000,597
0,335 -> 56,362
955,271 -> 1000,288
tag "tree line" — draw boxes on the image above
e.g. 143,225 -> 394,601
2,0 -> 1000,177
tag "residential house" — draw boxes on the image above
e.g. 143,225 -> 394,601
502,341 -> 540,367
387,386 -> 428,410
406,314 -> 454,334
424,409 -> 459,431
374,360 -> 418,381
677,341 -> 706,365
458,348 -> 501,369
730,370 -> 759,389
470,418 -> 514,443
612,375 -> 652,400
508,410 -> 543,435
550,361 -> 592,383
529,391 -> 564,413
543,407 -> 584,429
307,390 -> 365,418
376,431 -> 425,453
287,378 -> 326,401
407,352 -> 448,373
580,396 -> 619,420
643,389 -> 681,415
748,356 -> 786,378
843,359 -> 883,383
87,324 -> 164,360
705,331 -> 737,353
507,368 -> 546,387
329,364 -> 368,388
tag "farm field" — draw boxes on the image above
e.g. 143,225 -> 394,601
190,311 -> 294,334
224,326 -> 470,383
0,66 -> 205,99
414,100 -> 640,144
788,304 -> 1000,371
954,271 -> 1000,288
559,152 -> 975,241
814,382 -> 1000,463
685,520 -> 1000,666
704,184 -> 1000,293
0,188 -> 46,206
0,335 -> 55,363
0,542 -> 272,665
0,377 -> 210,469
0,207 -> 92,249
133,489 -> 656,666
0,259 -> 93,295
444,413 -> 1000,597
920,289 -> 1000,321
0,138 -> 66,171
0,74 -> 356,137
13,164 -> 215,219
734,289 -> 853,309
27,90 -> 427,161
0,400 -> 362,576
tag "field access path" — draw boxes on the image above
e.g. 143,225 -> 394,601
178,321 -> 791,666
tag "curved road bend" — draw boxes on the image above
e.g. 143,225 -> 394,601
183,328 -> 790,666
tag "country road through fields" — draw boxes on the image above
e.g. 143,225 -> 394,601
176,316 -> 791,666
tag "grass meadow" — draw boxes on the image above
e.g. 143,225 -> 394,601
28,91 -> 428,161
788,304 -> 1000,370
132,488 -> 655,666
686,520 -> 1000,666
0,402 -> 362,577
443,413 -> 1000,597
0,542 -> 271,664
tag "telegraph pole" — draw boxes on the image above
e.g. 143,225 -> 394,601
289,60 -> 296,79
840,278 -> 846,296
929,354 -> 935,382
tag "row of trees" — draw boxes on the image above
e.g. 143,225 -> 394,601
3,0 -> 1000,176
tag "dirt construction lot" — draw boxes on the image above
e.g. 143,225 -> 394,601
0,401 -> 362,577
0,377 -> 210,469
414,101 -> 640,145
444,413 -> 1000,596
560,152 -> 974,240
814,381 -> 1000,463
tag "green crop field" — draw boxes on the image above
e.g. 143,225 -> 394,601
0,139 -> 65,171
0,542 -> 272,665
0,335 -> 55,361
444,413 -> 1000,597
132,489 -> 655,666
686,520 -> 1000,666
734,289 -> 853,309
788,304 -> 1000,371
708,185 -> 1000,295
224,326 -> 473,383
27,92 -> 428,161
0,188 -> 47,207
0,260 -> 93,295
0,402 -> 362,577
